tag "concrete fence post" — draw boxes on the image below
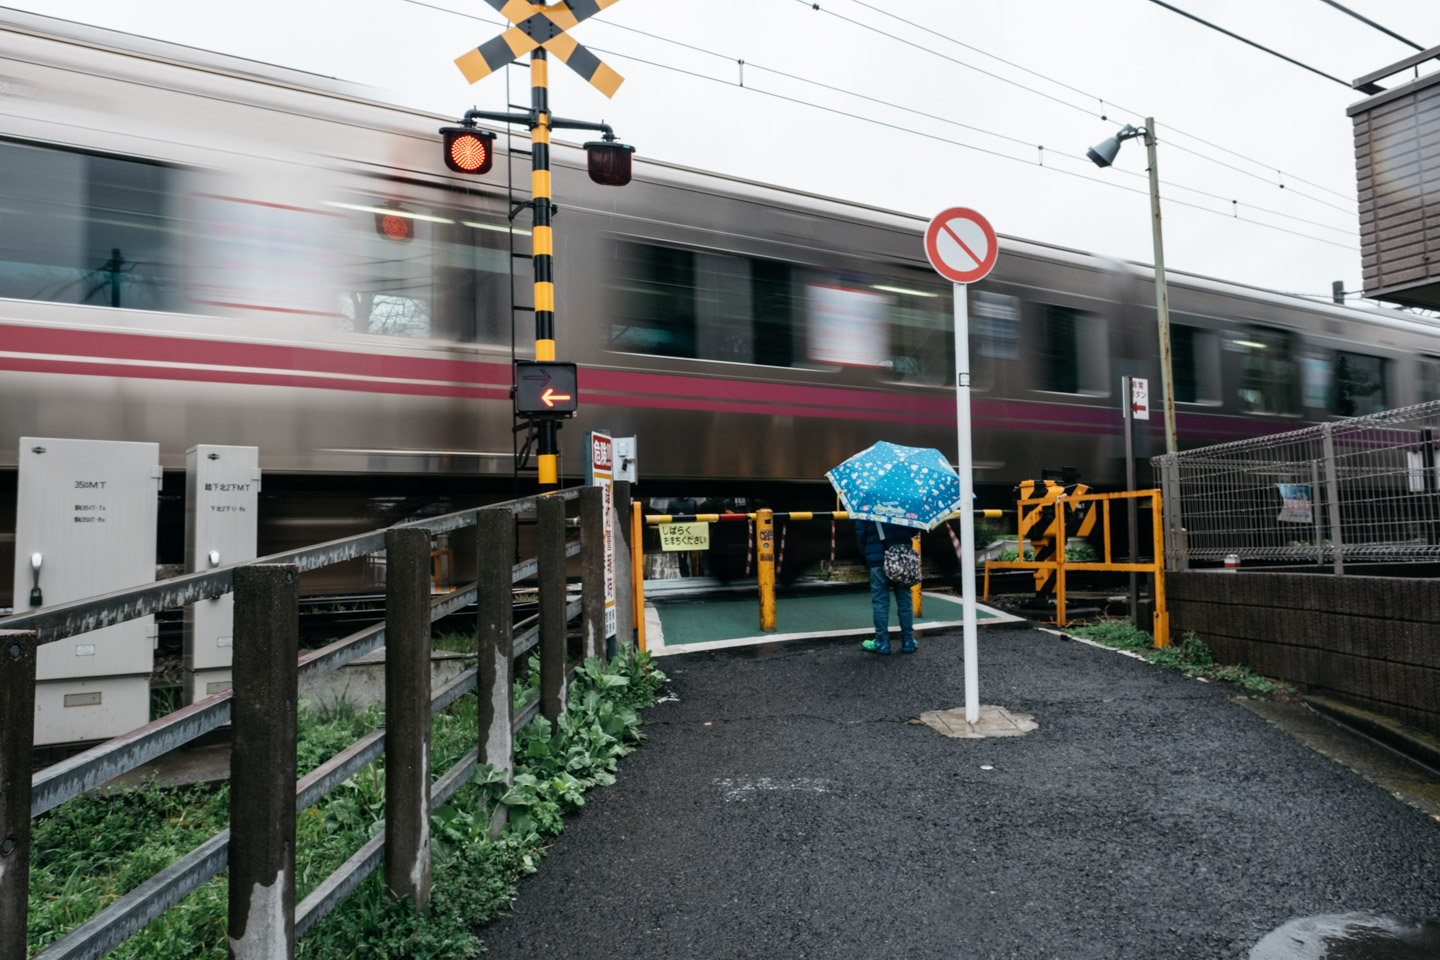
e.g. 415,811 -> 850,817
476,506 -> 515,837
538,493 -> 568,721
579,485 -> 606,664
228,564 -> 299,960
0,629 -> 38,960
383,527 -> 432,913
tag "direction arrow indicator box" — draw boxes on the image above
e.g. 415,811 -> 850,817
515,360 -> 579,416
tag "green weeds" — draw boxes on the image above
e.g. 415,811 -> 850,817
27,647 -> 668,960
1063,622 -> 1293,696
995,541 -> 1098,562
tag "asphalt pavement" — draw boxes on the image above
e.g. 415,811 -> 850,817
473,623 -> 1440,960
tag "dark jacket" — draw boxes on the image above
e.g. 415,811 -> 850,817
855,521 -> 913,568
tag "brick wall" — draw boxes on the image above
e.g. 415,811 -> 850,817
1168,571 -> 1440,738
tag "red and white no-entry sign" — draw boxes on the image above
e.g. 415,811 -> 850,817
924,207 -> 998,285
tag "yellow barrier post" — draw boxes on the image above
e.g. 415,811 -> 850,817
1054,496 -> 1068,627
910,535 -> 923,617
756,508 -> 776,631
1151,490 -> 1170,647
631,502 -> 646,653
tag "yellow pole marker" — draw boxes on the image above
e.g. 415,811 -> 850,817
1152,490 -> 1170,648
911,535 -> 923,617
756,508 -> 776,632
1056,499 -> 1068,627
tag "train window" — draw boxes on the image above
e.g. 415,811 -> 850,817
972,291 -> 1020,361
1170,325 -> 1218,403
753,258 -> 797,368
610,241 -> 798,366
610,243 -> 697,357
1420,357 -> 1440,403
806,282 -> 888,367
1301,352 -> 1332,410
1231,327 -> 1298,414
1038,304 -> 1107,394
1333,350 -> 1387,416
881,281 -> 952,384
0,139 -> 180,311
335,200 -> 512,343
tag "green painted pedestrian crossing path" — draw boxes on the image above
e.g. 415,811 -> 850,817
645,587 -> 1020,655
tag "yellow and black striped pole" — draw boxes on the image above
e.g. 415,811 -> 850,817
529,47 -> 560,488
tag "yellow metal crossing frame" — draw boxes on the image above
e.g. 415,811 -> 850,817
984,488 -> 1170,647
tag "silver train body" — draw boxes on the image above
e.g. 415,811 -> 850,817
4,9 -> 1440,599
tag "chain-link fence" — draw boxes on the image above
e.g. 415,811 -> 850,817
1153,401 -> 1440,572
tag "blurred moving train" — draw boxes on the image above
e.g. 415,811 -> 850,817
4,7 -> 1440,602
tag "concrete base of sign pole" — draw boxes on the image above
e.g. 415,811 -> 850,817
916,705 -> 1038,739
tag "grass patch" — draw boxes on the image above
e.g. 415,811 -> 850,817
27,647 -> 668,960
1063,622 -> 1293,696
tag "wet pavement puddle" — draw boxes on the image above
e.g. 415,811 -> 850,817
1250,913 -> 1440,959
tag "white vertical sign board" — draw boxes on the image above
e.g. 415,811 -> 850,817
924,208 -> 999,726
1131,377 -> 1150,420
586,431 -> 617,642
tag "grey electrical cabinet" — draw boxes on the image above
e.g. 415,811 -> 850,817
13,438 -> 161,745
183,445 -> 260,703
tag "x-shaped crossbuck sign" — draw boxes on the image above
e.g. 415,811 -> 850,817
455,0 -> 625,97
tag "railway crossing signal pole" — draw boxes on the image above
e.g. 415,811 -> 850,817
449,0 -> 635,489
529,47 -> 559,486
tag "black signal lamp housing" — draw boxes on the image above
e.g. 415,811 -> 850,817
440,125 -> 496,175
584,138 -> 635,187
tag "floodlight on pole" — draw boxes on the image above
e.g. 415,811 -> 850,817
1086,117 -> 1178,456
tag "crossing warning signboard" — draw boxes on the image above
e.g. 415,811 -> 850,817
455,0 -> 626,97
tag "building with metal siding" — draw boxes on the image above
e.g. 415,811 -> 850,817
1349,48 -> 1440,309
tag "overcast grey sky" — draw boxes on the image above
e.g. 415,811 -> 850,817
13,0 -> 1438,299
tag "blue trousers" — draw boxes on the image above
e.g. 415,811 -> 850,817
869,567 -> 914,644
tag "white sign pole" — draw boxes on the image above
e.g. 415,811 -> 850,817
924,207 -> 994,728
954,282 -> 979,724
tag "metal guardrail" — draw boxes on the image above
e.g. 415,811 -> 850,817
1,483 -> 622,960
1153,400 -> 1440,572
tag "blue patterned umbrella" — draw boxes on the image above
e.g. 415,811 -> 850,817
825,442 -> 964,532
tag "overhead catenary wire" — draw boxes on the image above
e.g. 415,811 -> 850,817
401,0 -> 1357,251
590,44 -> 1358,252
1142,0 -> 1352,88
594,9 -> 1355,236
813,0 -> 1357,204
418,0 -> 1356,209
1316,0 -> 1426,51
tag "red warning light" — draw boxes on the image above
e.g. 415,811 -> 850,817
441,127 -> 495,175
378,213 -> 412,241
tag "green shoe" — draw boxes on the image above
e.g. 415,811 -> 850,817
862,638 -> 891,655
901,637 -> 918,654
